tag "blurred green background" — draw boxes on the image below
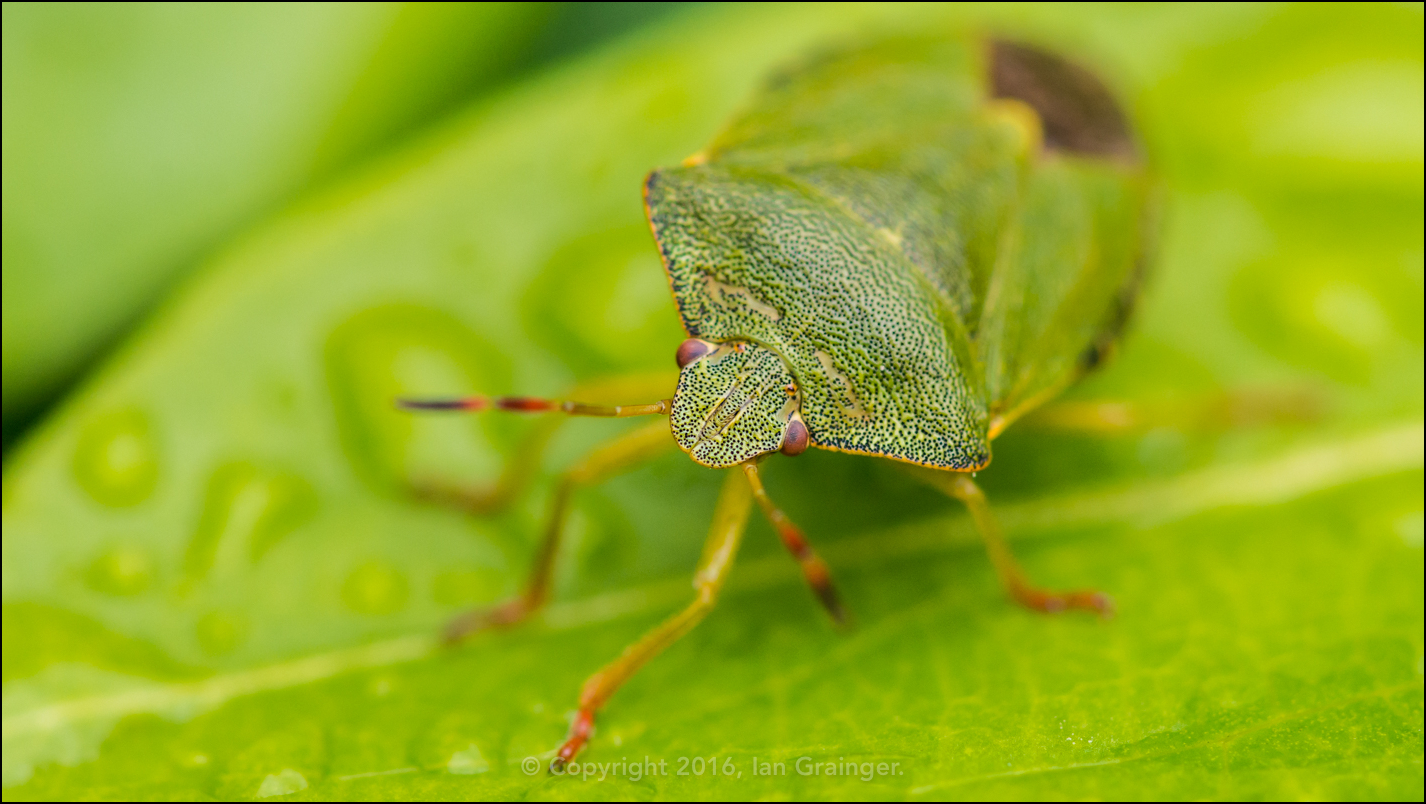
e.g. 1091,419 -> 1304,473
1,1 -> 687,448
1,3 -> 1421,801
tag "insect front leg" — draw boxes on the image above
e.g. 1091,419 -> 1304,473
922,471 -> 1113,617
553,469 -> 752,769
441,418 -> 675,643
741,461 -> 848,624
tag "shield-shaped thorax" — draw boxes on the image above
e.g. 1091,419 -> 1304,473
646,34 -> 1149,470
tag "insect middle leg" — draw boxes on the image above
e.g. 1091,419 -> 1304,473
554,468 -> 753,768
441,418 -> 675,643
921,471 -> 1112,616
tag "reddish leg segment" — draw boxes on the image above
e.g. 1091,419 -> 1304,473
741,462 -> 848,624
923,472 -> 1113,616
554,469 -> 753,769
440,418 -> 676,643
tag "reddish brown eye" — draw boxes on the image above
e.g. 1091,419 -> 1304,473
675,338 -> 714,367
780,417 -> 809,456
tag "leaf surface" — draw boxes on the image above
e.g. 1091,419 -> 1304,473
1,2 -> 552,434
3,3 -> 1422,800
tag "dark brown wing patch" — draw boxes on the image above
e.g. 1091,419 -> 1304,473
990,40 -> 1136,159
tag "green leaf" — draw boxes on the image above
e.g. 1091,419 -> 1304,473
3,3 -> 1422,800
1,2 -> 553,435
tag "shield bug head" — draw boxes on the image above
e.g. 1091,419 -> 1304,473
669,340 -> 806,467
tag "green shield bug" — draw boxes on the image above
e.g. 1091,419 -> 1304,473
401,32 -> 1150,768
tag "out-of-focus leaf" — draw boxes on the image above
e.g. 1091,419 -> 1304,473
1,2 -> 552,440
2,3 -> 1421,800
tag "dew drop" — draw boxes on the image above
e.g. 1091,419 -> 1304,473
256,768 -> 308,797
182,462 -> 317,590
341,561 -> 409,615
195,610 -> 248,656
84,545 -> 153,596
71,407 -> 159,507
1395,511 -> 1423,549
1314,281 -> 1390,349
325,304 -> 510,490
446,743 -> 489,775
524,224 -> 685,370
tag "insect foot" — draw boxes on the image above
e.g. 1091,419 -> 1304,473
552,709 -> 596,772
1016,587 -> 1116,618
929,472 -> 1116,619
440,597 -> 532,644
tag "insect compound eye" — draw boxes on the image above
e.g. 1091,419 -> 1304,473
780,417 -> 810,456
675,338 -> 715,368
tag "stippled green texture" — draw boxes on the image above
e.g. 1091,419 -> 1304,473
671,342 -> 799,467
647,34 -> 1149,470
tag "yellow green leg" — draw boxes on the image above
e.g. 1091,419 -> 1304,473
921,471 -> 1112,616
441,418 -> 676,643
553,468 -> 753,769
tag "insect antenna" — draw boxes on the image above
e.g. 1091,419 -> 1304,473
397,395 -> 671,417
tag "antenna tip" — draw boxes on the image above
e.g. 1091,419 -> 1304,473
396,397 -> 486,411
